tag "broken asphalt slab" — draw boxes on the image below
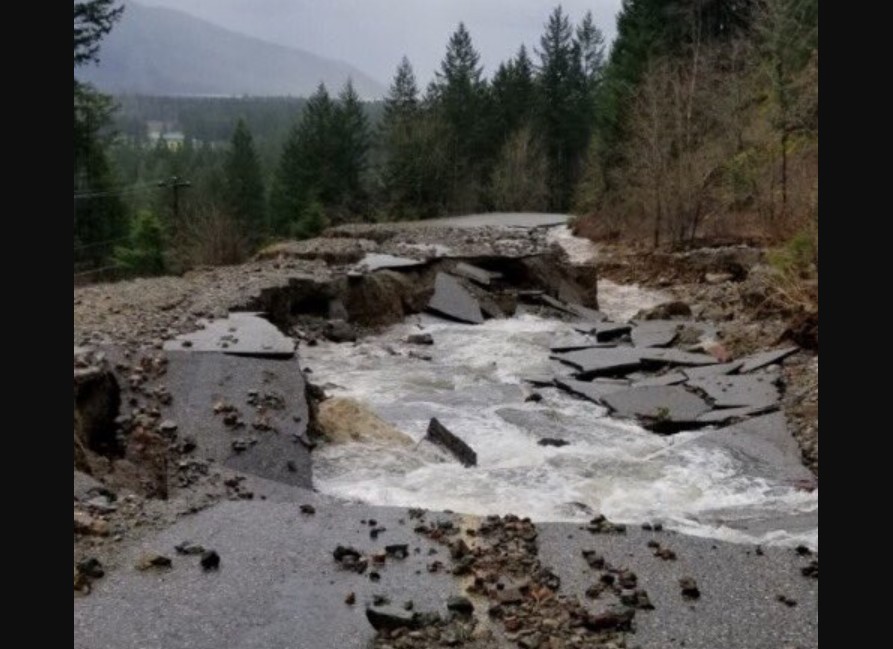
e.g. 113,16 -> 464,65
551,347 -> 644,378
164,312 -> 295,358
686,412 -> 814,483
424,418 -> 477,467
161,351 -> 312,488
451,262 -> 502,286
554,377 -> 630,405
737,346 -> 799,373
601,385 -> 712,427
682,361 -> 745,380
426,273 -> 484,324
351,253 -> 425,273
630,320 -> 681,348
688,374 -> 781,409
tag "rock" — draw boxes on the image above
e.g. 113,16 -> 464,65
299,504 -> 316,515
333,545 -> 362,562
385,544 -> 409,559
449,539 -> 470,560
518,634 -> 542,649
345,592 -> 356,605
372,594 -> 390,606
74,511 -> 110,537
424,418 -> 477,467
679,577 -> 700,599
174,541 -> 205,555
136,553 -> 172,570
200,550 -> 220,571
365,606 -> 420,631
407,333 -> 434,345
323,319 -> 357,343
77,557 -> 105,579
159,420 -> 178,434
634,588 -> 655,610
776,594 -> 797,607
801,560 -> 818,578
427,273 -> 484,324
583,608 -> 635,632
446,596 -> 474,615
635,301 -> 692,321
538,438 -> 570,447
525,392 -> 543,403
582,550 -> 605,569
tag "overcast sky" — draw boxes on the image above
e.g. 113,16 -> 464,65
139,0 -> 624,86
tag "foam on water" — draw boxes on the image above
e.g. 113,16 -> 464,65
302,313 -> 818,550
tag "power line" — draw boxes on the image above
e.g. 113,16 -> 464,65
73,236 -> 131,251
73,264 -> 123,278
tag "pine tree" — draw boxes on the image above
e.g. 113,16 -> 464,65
270,123 -> 310,235
576,10 -> 607,85
224,119 -> 266,243
113,210 -> 166,276
381,57 -> 423,217
74,0 -> 128,266
430,23 -> 489,211
383,56 -> 419,122
490,45 -> 536,145
332,80 -> 371,214
535,5 -> 590,211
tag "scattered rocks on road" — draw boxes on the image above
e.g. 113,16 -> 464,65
136,553 -> 172,571
200,550 -> 220,571
679,576 -> 701,599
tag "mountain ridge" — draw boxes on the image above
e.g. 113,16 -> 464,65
77,2 -> 386,99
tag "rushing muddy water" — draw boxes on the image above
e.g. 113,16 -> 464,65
301,227 -> 817,549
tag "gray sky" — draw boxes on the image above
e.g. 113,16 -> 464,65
138,0 -> 623,87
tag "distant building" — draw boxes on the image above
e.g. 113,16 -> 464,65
146,121 -> 187,151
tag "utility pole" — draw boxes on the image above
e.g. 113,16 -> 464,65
158,175 -> 192,222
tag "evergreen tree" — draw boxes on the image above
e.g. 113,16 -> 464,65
429,23 -> 489,211
270,84 -> 342,237
535,5 -> 589,211
74,0 -> 128,266
332,80 -> 371,214
383,56 -> 419,122
490,45 -> 536,146
113,209 -> 166,276
381,57 -> 423,217
576,10 -> 607,85
224,119 -> 266,243
270,123 -> 310,235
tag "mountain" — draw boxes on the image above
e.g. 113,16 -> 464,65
77,2 -> 386,99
